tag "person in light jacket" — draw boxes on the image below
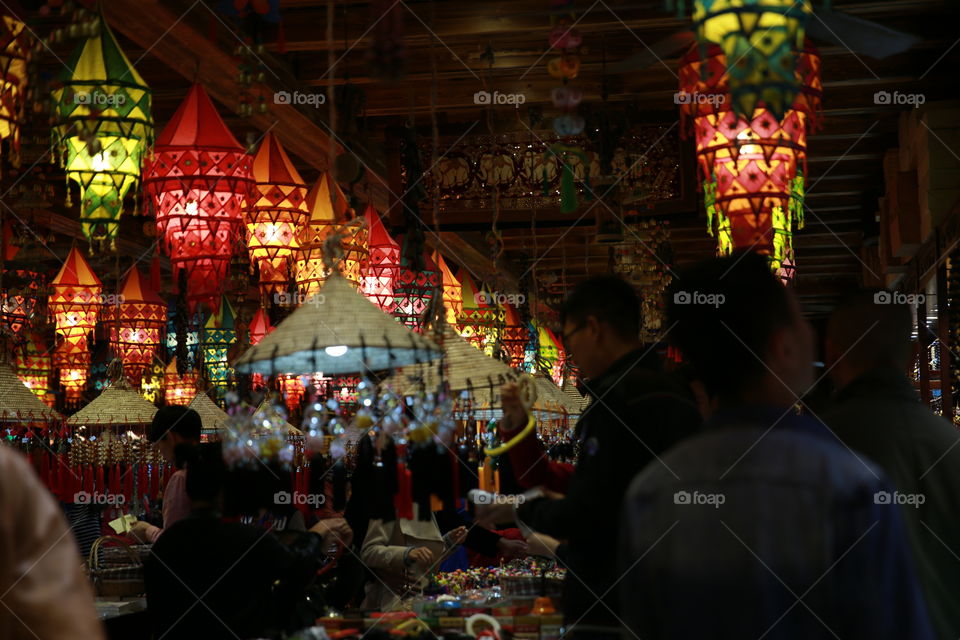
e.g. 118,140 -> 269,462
360,504 -> 466,610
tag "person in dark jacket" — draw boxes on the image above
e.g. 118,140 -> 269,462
146,443 -> 339,639
620,252 -> 933,639
479,275 -> 702,636
822,290 -> 960,640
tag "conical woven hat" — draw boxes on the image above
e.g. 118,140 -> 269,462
233,272 -> 442,375
0,362 -> 63,422
188,392 -> 230,433
67,377 -> 158,426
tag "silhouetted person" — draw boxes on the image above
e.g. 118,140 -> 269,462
823,290 -> 960,639
620,252 -> 933,639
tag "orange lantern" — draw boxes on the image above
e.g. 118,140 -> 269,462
53,337 -> 90,407
16,331 -> 54,407
144,83 -> 253,313
361,204 -> 400,311
294,172 -> 351,297
456,269 -> 497,349
108,267 -> 165,385
49,247 -> 102,343
433,251 -> 462,327
500,303 -> 529,367
164,358 -> 197,406
247,132 -> 309,298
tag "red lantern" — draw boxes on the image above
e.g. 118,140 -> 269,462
17,332 -> 54,407
679,42 -> 820,273
247,132 -> 309,298
108,267 -> 166,385
53,337 -> 90,407
164,358 -> 197,406
144,84 -> 253,313
247,308 -> 273,391
500,303 -> 528,367
394,249 -> 439,333
50,247 -> 102,343
361,204 -> 399,311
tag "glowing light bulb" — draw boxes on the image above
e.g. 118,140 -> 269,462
325,345 -> 348,357
185,201 -> 199,215
91,152 -> 110,172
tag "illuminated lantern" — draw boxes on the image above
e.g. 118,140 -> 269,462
16,332 -> 54,407
201,296 -> 236,395
361,204 -> 400,311
433,251 -> 462,327
49,247 -> 102,343
294,172 -> 350,296
281,375 -> 305,415
140,357 -> 164,403
144,84 -> 253,312
341,218 -> 369,290
455,269 -> 497,349
164,358 -> 197,406
0,9 -> 30,169
1,285 -> 34,340
247,308 -> 273,391
247,132 -> 308,298
680,42 -> 820,275
53,337 -> 90,407
393,248 -> 439,333
50,16 -> 153,250
500,303 -> 528,367
108,267 -> 165,385
693,0 -> 812,120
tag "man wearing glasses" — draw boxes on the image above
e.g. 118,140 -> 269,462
478,275 -> 701,638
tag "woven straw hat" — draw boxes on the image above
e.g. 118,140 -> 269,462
67,376 -> 158,426
0,362 -> 63,423
188,392 -> 230,433
233,272 -> 441,376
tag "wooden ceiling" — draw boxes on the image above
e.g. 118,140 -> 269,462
11,0 -> 960,318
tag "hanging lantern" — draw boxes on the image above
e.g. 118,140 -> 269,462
294,172 -> 351,297
500,303 -> 528,367
393,249 -> 439,333
144,84 -> 253,313
247,132 -> 309,298
341,217 -> 369,290
693,0 -> 812,120
0,9 -> 30,170
247,307 -> 273,391
433,251 -> 462,327
53,337 -> 90,407
281,374 -> 305,415
166,300 -> 201,367
201,296 -> 236,395
1,285 -> 34,340
16,332 -> 54,407
455,269 -> 497,349
361,204 -> 400,311
49,247 -> 102,342
107,267 -> 165,385
680,41 -> 820,275
164,358 -> 197,406
50,16 -> 153,250
140,357 -> 165,403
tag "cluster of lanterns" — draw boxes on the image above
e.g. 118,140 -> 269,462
685,0 -> 818,279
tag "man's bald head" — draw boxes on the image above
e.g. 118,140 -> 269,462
826,289 -> 914,390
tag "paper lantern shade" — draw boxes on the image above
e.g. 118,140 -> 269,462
164,358 -> 197,406
455,269 -> 497,349
247,132 -> 309,297
144,84 -> 252,313
294,172 -> 352,296
361,205 -> 400,311
50,247 -> 103,342
500,303 -> 528,366
53,337 -> 90,407
247,308 -> 273,390
17,332 -> 54,407
107,267 -> 166,385
50,16 -> 153,249
693,0 -> 812,120
0,11 -> 30,169
393,250 -> 439,333
433,251 -> 462,327
202,296 -> 236,394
